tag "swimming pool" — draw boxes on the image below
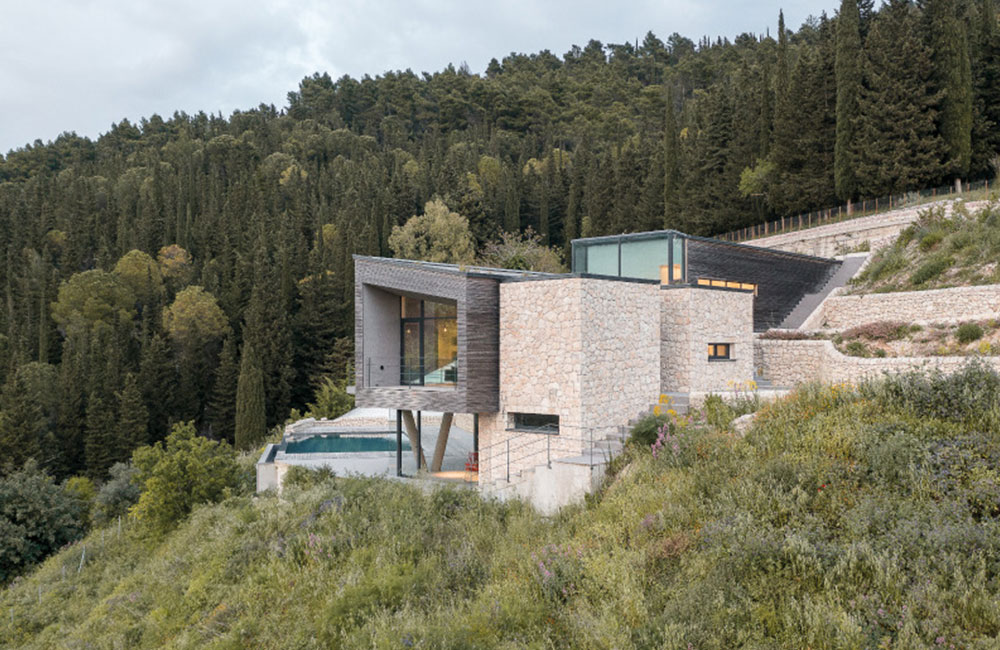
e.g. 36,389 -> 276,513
284,435 -> 411,454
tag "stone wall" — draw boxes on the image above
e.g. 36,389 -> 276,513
746,200 -> 985,258
811,284 -> 1000,330
755,338 -> 1000,386
477,277 -> 661,486
661,287 -> 755,393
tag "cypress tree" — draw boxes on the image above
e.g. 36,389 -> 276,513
0,373 -> 43,473
209,333 -> 239,443
139,334 -> 176,442
972,0 -> 1000,173
235,341 -> 266,450
835,0 -> 862,200
854,0 -> 947,195
663,87 -> 681,227
84,392 -> 116,479
926,0 -> 974,178
116,372 -> 148,457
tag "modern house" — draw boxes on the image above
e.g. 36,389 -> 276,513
349,229 -> 841,509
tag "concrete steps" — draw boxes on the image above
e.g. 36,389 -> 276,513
778,254 -> 868,329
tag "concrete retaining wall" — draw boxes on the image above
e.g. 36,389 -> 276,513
755,338 -> 1000,386
813,284 -> 1000,330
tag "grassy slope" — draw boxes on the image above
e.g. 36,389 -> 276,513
4,369 -> 1000,648
850,199 -> 1000,293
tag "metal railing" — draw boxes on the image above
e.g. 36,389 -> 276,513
717,177 -> 994,244
475,423 -> 625,486
364,355 -> 459,388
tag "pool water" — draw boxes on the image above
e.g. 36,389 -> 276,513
284,435 -> 411,454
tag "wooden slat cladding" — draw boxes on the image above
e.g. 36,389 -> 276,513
354,257 -> 500,413
686,240 -> 840,331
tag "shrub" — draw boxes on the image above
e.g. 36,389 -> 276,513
91,462 -> 140,526
758,329 -> 813,340
0,460 -> 84,583
843,320 -> 910,341
956,322 -> 984,344
305,376 -> 354,420
910,255 -> 952,285
704,394 -> 736,430
845,341 -> 870,357
62,476 -> 96,525
628,413 -> 669,447
130,421 -> 241,535
918,229 -> 944,251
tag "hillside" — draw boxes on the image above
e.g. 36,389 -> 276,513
4,366 -> 1000,648
850,200 -> 1000,293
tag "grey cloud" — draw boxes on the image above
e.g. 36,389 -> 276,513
0,0 -> 831,154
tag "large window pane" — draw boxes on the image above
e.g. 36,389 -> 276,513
621,238 -> 668,280
585,242 -> 619,276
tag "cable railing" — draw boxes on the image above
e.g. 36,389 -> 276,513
717,178 -> 994,244
474,423 -> 625,486
363,355 -> 459,388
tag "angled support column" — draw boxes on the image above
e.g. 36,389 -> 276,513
400,410 -> 427,470
430,412 -> 454,472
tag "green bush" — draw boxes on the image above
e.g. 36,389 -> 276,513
0,460 -> 84,583
703,394 -> 736,430
956,322 -> 984,344
918,229 -> 944,251
130,421 -> 241,535
91,462 -> 140,526
845,340 -> 870,357
628,413 -> 668,447
910,255 -> 952,285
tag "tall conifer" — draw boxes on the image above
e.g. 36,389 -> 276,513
835,0 -> 862,200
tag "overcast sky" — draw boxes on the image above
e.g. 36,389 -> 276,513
0,0 -> 833,155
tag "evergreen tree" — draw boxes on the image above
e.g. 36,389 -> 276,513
209,334 -> 239,443
235,341 -> 266,450
84,392 -> 116,479
0,374 -> 43,473
854,0 -> 947,195
116,372 -> 149,456
835,0 -> 863,200
925,0 -> 974,178
138,334 -> 176,442
663,87 -> 682,227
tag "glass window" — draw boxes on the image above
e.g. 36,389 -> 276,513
400,298 -> 459,386
621,238 -> 667,280
672,236 -> 685,282
510,413 -> 559,434
585,242 -> 619,276
708,343 -> 732,360
401,296 -> 421,318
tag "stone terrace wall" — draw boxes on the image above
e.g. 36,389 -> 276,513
814,284 -> 1000,330
747,200 -> 985,258
755,338 -> 1000,386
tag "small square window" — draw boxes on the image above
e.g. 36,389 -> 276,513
708,343 -> 732,360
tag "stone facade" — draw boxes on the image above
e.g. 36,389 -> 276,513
660,287 -> 755,393
477,277 -> 662,485
746,200 -> 987,258
754,338 -> 1000,386
811,284 -> 1000,330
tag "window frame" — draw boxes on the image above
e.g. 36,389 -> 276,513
507,412 -> 560,435
707,342 -> 733,361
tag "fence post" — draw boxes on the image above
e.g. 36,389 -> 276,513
505,440 -> 510,482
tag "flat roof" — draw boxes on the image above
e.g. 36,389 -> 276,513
353,255 -> 568,281
570,229 -> 837,264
